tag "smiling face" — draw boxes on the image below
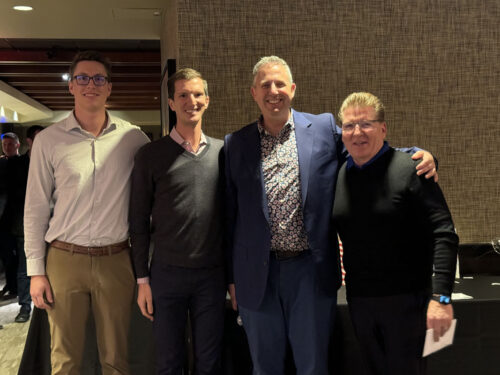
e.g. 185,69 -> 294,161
251,63 -> 296,125
341,105 -> 387,167
69,60 -> 112,114
168,78 -> 209,128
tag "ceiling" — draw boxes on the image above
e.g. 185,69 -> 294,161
0,0 -> 166,124
0,44 -> 161,111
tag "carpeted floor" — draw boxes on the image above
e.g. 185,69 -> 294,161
0,279 -> 30,375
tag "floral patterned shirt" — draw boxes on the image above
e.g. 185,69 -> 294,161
258,113 -> 309,252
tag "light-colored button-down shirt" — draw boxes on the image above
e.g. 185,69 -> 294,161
258,110 -> 309,252
24,112 -> 150,275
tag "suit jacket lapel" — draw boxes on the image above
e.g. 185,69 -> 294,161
240,122 -> 270,223
293,111 -> 313,208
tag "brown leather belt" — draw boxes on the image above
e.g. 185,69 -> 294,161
50,240 -> 130,256
271,249 -> 309,260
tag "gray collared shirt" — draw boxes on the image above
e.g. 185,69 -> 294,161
24,111 -> 150,275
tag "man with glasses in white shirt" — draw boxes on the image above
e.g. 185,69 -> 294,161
24,50 -> 150,375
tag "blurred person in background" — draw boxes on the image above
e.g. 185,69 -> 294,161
0,132 -> 22,303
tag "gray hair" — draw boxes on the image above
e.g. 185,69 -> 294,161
1,132 -> 19,143
252,56 -> 294,85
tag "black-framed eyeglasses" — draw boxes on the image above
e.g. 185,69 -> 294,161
342,120 -> 379,133
72,75 -> 109,86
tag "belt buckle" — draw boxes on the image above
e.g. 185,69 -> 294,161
87,246 -> 101,256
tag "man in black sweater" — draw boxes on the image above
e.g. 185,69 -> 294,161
332,92 -> 458,375
12,126 -> 44,323
0,132 -> 22,302
129,69 -> 225,374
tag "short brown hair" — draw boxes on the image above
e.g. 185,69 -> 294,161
69,50 -> 112,81
167,68 -> 208,99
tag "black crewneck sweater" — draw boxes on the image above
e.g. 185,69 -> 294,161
332,148 -> 458,298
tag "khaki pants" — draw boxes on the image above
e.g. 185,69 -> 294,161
46,246 -> 135,375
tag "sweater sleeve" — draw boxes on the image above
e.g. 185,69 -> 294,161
224,134 -> 235,284
129,146 -> 154,279
409,172 -> 458,296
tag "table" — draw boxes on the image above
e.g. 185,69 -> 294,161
18,277 -> 500,375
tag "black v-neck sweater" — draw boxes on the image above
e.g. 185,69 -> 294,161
130,136 -> 225,278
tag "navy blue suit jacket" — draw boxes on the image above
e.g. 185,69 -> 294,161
224,110 -> 346,310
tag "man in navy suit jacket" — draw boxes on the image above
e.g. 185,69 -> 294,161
224,56 -> 436,375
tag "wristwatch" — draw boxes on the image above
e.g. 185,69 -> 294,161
431,294 -> 451,304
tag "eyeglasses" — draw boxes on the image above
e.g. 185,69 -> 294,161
72,75 -> 109,86
342,120 -> 379,133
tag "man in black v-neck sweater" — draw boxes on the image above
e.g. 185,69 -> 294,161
332,92 -> 458,375
129,69 -> 225,374
131,135 -> 224,271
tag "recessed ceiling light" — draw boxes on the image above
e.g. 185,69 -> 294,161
13,5 -> 33,11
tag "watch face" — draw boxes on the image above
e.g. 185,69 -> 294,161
433,295 -> 451,304
439,295 -> 451,304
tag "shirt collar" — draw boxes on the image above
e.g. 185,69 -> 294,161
170,126 -> 207,148
3,154 -> 20,160
63,111 -> 116,135
257,110 -> 295,136
347,141 -> 390,170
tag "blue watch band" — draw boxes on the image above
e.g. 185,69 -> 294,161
432,294 -> 451,304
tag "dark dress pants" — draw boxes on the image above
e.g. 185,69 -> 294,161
0,231 -> 18,295
238,252 -> 336,375
151,264 -> 226,375
16,235 -> 32,309
348,291 -> 428,375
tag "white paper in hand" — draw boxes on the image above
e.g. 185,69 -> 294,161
422,319 -> 457,357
